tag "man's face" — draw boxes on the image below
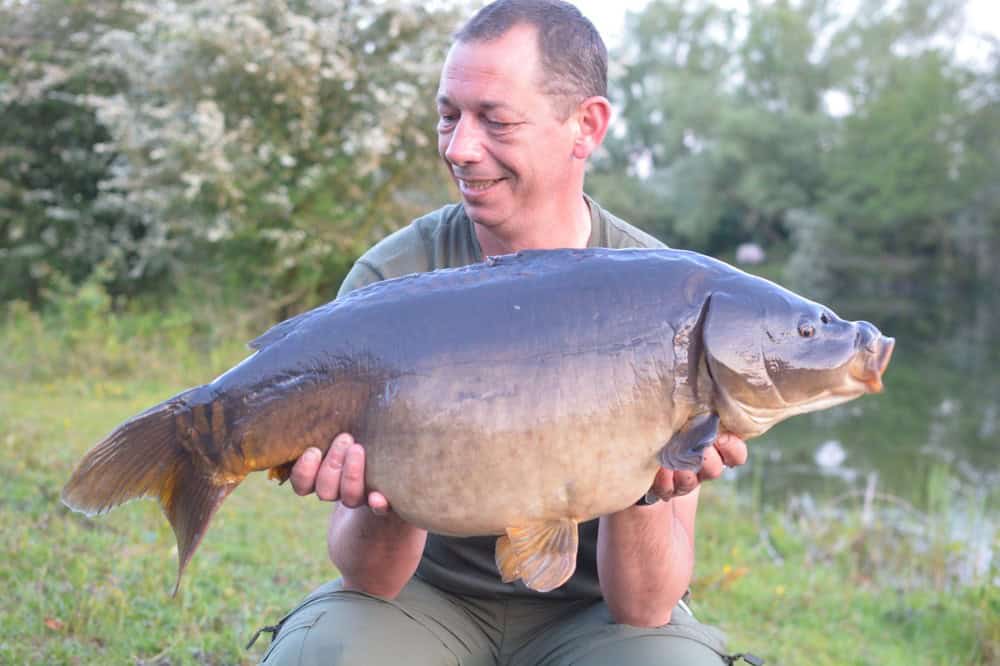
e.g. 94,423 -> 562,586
436,24 -> 580,230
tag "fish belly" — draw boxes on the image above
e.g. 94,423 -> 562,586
359,350 -> 675,535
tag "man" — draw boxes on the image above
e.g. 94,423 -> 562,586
259,2 -> 749,664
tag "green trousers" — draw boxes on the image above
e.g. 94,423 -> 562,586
258,577 -> 733,666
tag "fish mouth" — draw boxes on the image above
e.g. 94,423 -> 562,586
850,335 -> 895,393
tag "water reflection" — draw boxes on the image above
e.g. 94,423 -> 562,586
813,439 -> 846,469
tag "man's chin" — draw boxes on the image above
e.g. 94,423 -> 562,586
460,200 -> 506,228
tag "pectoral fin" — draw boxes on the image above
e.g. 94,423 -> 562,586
660,413 -> 719,471
494,518 -> 579,592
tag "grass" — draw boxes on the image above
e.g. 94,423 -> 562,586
0,377 -> 334,665
1,292 -> 997,664
692,497 -> 999,665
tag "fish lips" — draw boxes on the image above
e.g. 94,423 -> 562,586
850,334 -> 895,393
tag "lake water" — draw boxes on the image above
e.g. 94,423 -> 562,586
725,289 -> 999,585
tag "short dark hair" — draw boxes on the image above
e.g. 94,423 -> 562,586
455,0 -> 607,114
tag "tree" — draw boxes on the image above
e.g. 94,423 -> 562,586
785,0 -> 994,304
1,0 -> 457,307
0,1 -> 142,303
592,0 -> 997,307
793,53 -> 973,302
86,0 -> 456,305
590,0 -> 834,252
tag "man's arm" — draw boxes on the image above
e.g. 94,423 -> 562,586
598,433 -> 747,626
598,490 -> 698,627
327,504 -> 427,598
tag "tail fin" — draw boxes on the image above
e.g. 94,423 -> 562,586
61,387 -> 243,593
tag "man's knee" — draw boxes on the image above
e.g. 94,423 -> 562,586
518,601 -> 733,666
259,590 -> 459,666
569,633 -> 730,666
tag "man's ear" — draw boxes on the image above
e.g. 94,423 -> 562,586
572,96 -> 611,160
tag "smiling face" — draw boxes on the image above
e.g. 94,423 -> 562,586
436,24 -> 587,235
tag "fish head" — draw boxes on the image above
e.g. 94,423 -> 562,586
701,287 -> 894,438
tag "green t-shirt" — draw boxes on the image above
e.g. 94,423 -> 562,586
337,196 -> 666,600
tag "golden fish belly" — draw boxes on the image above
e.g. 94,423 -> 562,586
374,431 -> 665,535
359,350 -> 675,534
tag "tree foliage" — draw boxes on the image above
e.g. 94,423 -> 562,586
2,0 -> 998,311
2,0 -> 457,306
0,1 -> 141,303
589,0 -> 999,303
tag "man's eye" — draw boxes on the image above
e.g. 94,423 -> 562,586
437,115 -> 457,128
485,119 -> 513,130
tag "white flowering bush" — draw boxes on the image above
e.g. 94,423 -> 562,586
0,2 -> 142,302
2,0 -> 457,304
88,0 -> 456,299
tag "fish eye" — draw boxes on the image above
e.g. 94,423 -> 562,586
820,312 -> 831,324
798,323 -> 815,338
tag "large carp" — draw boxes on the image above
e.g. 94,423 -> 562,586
62,248 -> 894,593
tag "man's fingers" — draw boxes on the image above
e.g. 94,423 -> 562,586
315,434 -> 353,502
290,447 -> 322,496
650,467 -> 675,501
368,491 -> 390,516
715,432 -> 748,467
698,445 -> 724,482
672,470 -> 699,497
652,434 -> 745,500
339,443 -> 367,508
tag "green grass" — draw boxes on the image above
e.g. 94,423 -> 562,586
691,493 -> 999,665
1,296 -> 997,664
0,377 -> 335,665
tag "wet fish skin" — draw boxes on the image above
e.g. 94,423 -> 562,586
61,248 -> 894,592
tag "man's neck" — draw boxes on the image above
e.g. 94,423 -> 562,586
474,196 -> 592,257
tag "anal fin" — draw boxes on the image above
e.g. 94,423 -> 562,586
495,533 -> 521,583
494,518 -> 579,592
268,461 -> 295,484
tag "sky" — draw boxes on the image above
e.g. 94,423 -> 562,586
572,0 -> 649,47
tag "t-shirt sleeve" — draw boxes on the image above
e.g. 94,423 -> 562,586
336,259 -> 385,298
335,217 -> 442,298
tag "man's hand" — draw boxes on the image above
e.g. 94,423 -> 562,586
648,432 -> 748,501
290,433 -> 391,516
291,433 -> 426,597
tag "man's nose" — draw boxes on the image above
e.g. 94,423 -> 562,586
443,117 -> 484,166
